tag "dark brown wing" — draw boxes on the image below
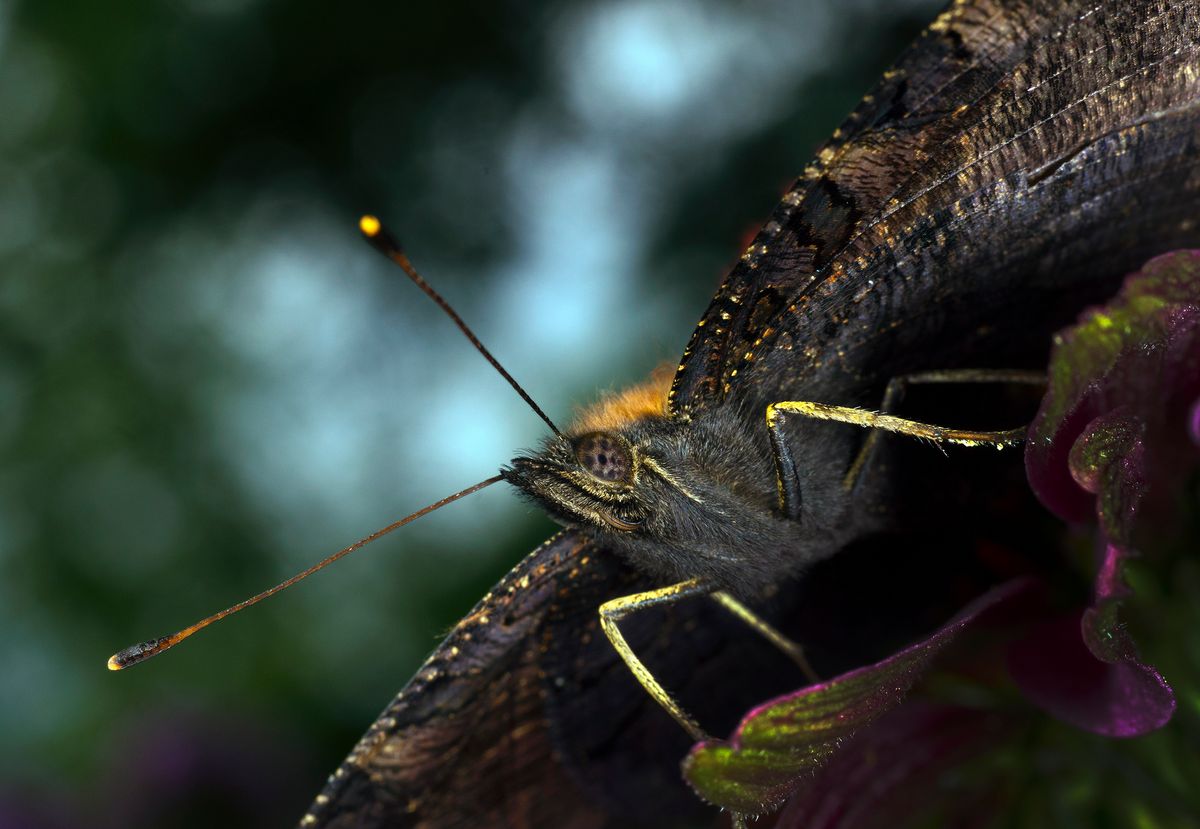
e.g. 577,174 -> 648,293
669,0 -> 1200,416
299,529 -> 825,828
299,531 -> 610,829
299,474 -> 1044,828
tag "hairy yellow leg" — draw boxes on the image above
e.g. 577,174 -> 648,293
840,369 -> 1045,491
710,590 -> 818,683
599,578 -> 713,742
765,369 -> 1046,509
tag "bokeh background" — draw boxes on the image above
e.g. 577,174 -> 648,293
4,1 -> 1196,827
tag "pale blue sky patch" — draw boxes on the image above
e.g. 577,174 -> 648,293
495,125 -> 644,362
558,0 -> 834,145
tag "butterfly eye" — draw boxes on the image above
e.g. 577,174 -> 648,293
574,432 -> 631,483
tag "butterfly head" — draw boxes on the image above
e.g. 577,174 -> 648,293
504,429 -> 655,533
503,365 -> 821,595
502,407 -> 810,596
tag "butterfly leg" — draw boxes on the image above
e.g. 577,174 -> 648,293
710,590 -> 819,683
599,578 -> 714,742
840,369 -> 1045,492
601,584 -> 807,828
766,368 -> 1044,514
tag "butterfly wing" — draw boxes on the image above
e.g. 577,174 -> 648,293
300,528 -> 821,828
669,0 -> 1200,416
300,531 -> 610,829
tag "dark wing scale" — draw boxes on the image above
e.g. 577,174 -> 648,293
669,0 -> 1200,415
759,0 -> 1200,402
535,544 -> 819,824
300,533 -> 823,828
300,531 -> 611,829
666,0 -> 1056,415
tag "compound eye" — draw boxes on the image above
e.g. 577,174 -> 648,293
575,432 -> 631,483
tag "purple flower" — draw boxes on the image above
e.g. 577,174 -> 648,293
683,580 -> 1037,815
1018,250 -> 1200,738
683,252 -> 1200,821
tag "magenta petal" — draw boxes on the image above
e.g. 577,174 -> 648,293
1008,613 -> 1174,738
774,704 -> 1015,829
1025,399 -> 1101,524
1020,251 -> 1200,737
681,579 -> 1035,815
1089,541 -> 1134,640
1027,250 -> 1200,529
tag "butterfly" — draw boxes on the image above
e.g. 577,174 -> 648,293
109,0 -> 1200,825
302,0 -> 1200,825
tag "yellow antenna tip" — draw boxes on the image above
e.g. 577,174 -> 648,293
359,215 -> 381,237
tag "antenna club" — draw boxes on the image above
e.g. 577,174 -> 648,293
359,215 -> 382,238
107,636 -> 172,671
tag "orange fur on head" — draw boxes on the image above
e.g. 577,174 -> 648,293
570,363 -> 675,435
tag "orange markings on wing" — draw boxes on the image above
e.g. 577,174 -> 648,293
570,363 -> 675,434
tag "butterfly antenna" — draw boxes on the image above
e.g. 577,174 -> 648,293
107,474 -> 503,670
358,215 -> 562,438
